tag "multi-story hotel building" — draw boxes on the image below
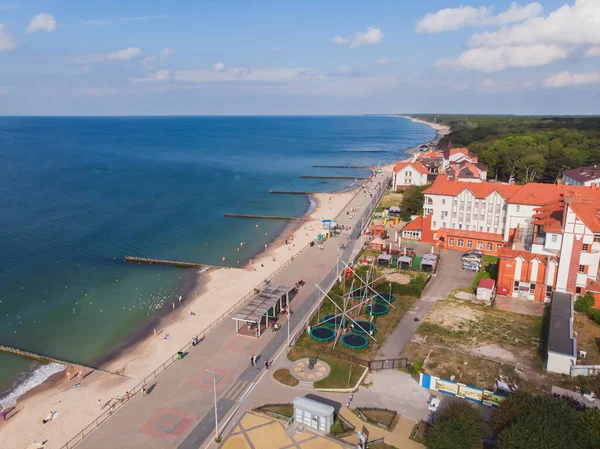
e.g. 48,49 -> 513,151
404,175 -> 600,304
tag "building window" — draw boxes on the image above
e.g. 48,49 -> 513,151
595,234 -> 600,243
466,240 -> 472,248
576,287 -> 582,294
457,239 -> 464,247
578,265 -> 586,273
583,243 -> 589,251
479,226 -> 483,231
497,244 -> 503,250
426,197 -> 433,205
442,199 -> 446,205
513,281 -> 519,292
530,283 -> 536,294
545,285 -> 552,298
449,238 -> 455,246
442,222 -> 446,228
551,234 -> 557,243
477,241 -> 483,250
516,205 -> 520,212
433,221 -> 437,227
459,224 -> 462,229
486,242 -> 493,251
444,211 -> 449,217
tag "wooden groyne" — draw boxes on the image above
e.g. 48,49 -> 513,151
269,190 -> 312,195
224,213 -> 310,221
313,165 -> 372,169
0,345 -> 131,378
300,175 -> 369,180
124,256 -> 205,268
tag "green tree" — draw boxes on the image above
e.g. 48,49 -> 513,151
401,184 -> 429,218
426,402 -> 484,449
575,408 -> 600,449
574,292 -> 595,314
493,393 -> 578,449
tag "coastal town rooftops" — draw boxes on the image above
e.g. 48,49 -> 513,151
563,165 -> 600,183
569,200 -> 600,233
423,175 -> 513,198
548,292 -> 576,357
393,161 -> 429,175
403,216 -> 423,231
498,248 -> 557,263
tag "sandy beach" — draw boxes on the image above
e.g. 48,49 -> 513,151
0,189 -> 361,449
397,115 -> 451,152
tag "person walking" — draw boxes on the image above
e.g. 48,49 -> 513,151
265,360 -> 269,369
249,355 -> 255,367
141,384 -> 146,396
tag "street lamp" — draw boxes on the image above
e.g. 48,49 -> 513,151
205,368 -> 219,441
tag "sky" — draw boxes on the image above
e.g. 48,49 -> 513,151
1,0 -> 600,115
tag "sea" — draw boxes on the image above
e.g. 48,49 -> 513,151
0,115 -> 435,405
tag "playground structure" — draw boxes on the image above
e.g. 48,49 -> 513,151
308,259 -> 397,351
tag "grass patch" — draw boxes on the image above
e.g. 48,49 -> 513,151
573,314 -> 600,364
273,368 -> 299,387
410,421 -> 430,444
288,346 -> 365,389
254,404 -> 294,419
358,408 -> 398,430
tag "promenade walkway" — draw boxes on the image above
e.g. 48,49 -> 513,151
75,174 -> 389,449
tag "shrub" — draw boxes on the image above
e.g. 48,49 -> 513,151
576,409 -> 600,449
588,308 -> 600,325
575,292 -> 595,314
330,419 -> 343,435
426,402 -> 484,449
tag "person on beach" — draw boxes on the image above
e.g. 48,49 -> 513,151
98,399 -> 102,410
142,384 -> 146,396
265,360 -> 269,369
77,369 -> 83,380
249,355 -> 255,367
1,410 -> 6,421
172,302 -> 175,310
66,371 -> 71,381
178,295 -> 183,304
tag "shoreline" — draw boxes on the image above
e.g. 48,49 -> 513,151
0,182 -> 366,449
395,115 -> 451,154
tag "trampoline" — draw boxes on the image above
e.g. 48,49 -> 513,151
366,303 -> 389,316
310,327 -> 336,342
375,293 -> 396,303
351,288 -> 369,298
351,320 -> 376,334
341,333 -> 369,349
323,314 -> 346,327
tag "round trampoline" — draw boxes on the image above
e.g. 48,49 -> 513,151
366,303 -> 389,316
310,327 -> 336,342
323,314 -> 346,327
341,333 -> 369,349
351,288 -> 368,298
351,320 -> 376,334
375,293 -> 396,303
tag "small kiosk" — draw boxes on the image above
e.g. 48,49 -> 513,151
293,396 -> 334,434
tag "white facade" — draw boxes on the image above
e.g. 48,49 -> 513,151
393,164 -> 428,188
424,190 -> 508,234
547,351 -> 577,375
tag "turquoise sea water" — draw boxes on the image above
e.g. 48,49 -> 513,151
0,116 -> 435,402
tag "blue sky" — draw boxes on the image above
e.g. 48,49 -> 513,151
1,0 -> 599,115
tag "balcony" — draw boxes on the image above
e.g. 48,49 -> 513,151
534,235 -> 546,245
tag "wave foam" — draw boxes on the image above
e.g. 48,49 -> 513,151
0,363 -> 65,407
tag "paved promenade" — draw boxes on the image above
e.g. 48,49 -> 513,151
76,174 -> 388,449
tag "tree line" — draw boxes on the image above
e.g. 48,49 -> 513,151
411,115 -> 600,184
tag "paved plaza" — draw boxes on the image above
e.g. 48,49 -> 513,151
221,412 -> 349,449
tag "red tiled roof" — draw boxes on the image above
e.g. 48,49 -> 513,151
394,161 -> 429,175
403,216 -> 423,231
498,248 -> 557,263
437,227 -> 505,242
415,151 -> 443,159
424,175 -> 513,198
477,278 -> 495,290
533,198 -> 564,233
569,201 -> 600,233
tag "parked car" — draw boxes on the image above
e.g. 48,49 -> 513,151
462,254 -> 482,263
463,250 -> 484,257
463,264 -> 480,272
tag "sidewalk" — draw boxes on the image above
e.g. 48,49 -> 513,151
75,174 -> 389,449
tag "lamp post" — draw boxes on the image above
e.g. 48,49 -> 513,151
205,368 -> 219,440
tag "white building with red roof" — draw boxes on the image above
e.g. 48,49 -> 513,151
392,161 -> 429,189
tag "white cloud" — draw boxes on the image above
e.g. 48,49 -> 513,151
439,44 -> 567,72
585,47 -> 600,57
130,69 -> 171,83
108,47 -> 141,61
142,48 -> 173,69
158,48 -> 173,62
26,13 -> 56,34
469,0 -> 600,47
416,3 -> 542,34
543,71 -> 600,88
76,88 -> 118,96
81,15 -> 167,26
332,27 -> 382,48
0,24 -> 17,51
375,58 -> 398,65
175,66 -> 317,83
213,62 -> 226,72
336,65 -> 354,76
142,56 -> 155,67
75,47 -> 142,64
332,35 -> 350,45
